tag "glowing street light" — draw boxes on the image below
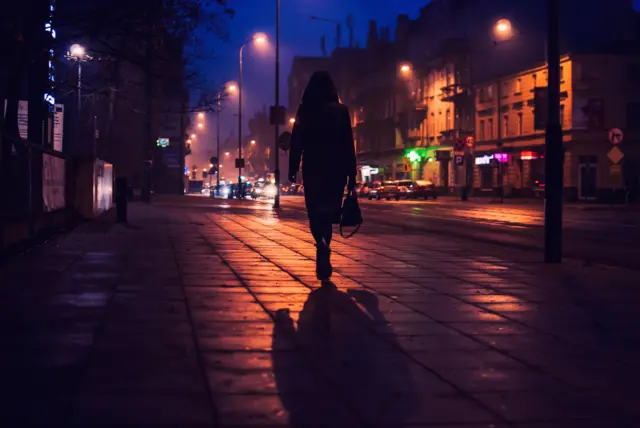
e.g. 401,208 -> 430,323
197,123 -> 204,129
494,18 -> 513,40
198,112 -> 205,119
237,32 -> 269,195
400,64 -> 411,74
225,152 -> 230,156
190,134 -> 196,139
250,140 -> 256,145
289,117 -> 295,124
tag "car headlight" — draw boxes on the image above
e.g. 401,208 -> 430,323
222,187 -> 229,195
265,186 -> 277,196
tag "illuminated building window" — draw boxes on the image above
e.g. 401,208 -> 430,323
488,118 -> 494,139
479,120 -> 485,140
503,115 -> 509,137
515,78 -> 522,94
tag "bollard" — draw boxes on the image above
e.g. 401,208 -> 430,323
115,177 -> 128,223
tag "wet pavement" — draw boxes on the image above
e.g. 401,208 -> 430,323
1,195 -> 639,427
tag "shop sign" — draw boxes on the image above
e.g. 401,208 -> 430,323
520,151 -> 538,160
369,168 -> 379,174
476,153 -> 508,166
494,153 -> 508,163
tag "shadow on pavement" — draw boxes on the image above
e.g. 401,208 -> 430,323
272,284 -> 416,426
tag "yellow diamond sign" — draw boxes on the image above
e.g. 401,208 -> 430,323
607,146 -> 624,164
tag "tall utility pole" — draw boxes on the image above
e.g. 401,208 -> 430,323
273,0 -> 281,208
544,0 -> 563,262
216,98 -> 221,192
238,45 -> 244,198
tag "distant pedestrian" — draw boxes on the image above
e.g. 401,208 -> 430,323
288,71 -> 357,283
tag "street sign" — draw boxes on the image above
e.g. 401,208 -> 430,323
610,164 -> 622,175
465,136 -> 475,148
235,158 -> 245,168
454,155 -> 464,166
607,146 -> 624,164
608,128 -> 624,144
156,137 -> 170,148
454,139 -> 465,152
278,131 -> 292,151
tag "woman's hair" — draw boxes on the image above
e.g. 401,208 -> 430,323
301,71 -> 340,107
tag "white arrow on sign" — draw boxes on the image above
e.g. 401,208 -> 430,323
608,128 -> 624,144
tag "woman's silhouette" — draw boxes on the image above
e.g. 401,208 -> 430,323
288,71 -> 357,282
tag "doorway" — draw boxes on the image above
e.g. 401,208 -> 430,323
578,155 -> 597,200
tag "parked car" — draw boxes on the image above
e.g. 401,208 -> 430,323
251,182 -> 278,199
368,181 -> 400,200
404,180 -> 438,200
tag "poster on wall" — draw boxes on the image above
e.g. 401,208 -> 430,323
18,100 -> 28,140
43,154 -> 66,212
94,161 -> 113,215
54,104 -> 64,152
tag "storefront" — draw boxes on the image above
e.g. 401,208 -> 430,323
474,153 -> 508,193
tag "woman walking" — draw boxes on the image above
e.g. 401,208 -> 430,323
288,71 -> 357,282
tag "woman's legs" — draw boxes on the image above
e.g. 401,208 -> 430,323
309,218 -> 333,281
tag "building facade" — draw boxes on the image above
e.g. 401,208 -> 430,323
472,53 -> 640,201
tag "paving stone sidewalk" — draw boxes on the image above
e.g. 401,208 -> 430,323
1,196 -> 639,427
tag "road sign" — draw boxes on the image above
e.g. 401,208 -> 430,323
277,131 -> 292,151
235,158 -> 245,168
454,155 -> 464,166
610,164 -> 622,175
465,136 -> 475,148
454,139 -> 465,152
609,128 -> 624,144
607,146 -> 624,164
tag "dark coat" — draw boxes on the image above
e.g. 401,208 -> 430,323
289,102 -> 357,224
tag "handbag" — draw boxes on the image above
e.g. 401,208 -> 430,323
340,190 -> 363,238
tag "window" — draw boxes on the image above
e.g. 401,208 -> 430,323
503,81 -> 508,97
560,105 -> 565,127
478,88 -> 485,103
446,110 -> 451,129
487,85 -> 494,100
560,66 -> 564,82
479,120 -> 485,140
532,74 -> 537,88
515,78 -> 522,94
488,118 -> 494,139
503,115 -> 509,137
518,112 -> 523,135
543,71 -> 548,84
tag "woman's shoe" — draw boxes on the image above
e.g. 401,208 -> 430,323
316,243 -> 332,281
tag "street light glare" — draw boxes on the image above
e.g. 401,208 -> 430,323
190,134 -> 196,139
289,117 -> 296,124
197,123 -> 204,129
400,64 -> 411,73
250,140 -> 256,145
227,83 -> 237,93
70,44 -> 85,57
494,19 -> 513,39
198,112 -> 205,119
253,33 -> 268,44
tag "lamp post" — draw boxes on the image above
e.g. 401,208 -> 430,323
238,33 -> 267,198
216,83 -> 237,194
274,0 -> 282,208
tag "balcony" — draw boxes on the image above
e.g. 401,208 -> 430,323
440,84 -> 472,102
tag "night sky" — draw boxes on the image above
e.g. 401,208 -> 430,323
195,0 -> 640,156
196,0 -> 427,154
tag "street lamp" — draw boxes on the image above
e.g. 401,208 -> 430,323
65,44 -> 92,113
238,32 -> 268,197
288,117 -> 295,125
400,63 -> 412,74
250,140 -> 256,145
198,112 -> 205,120
197,123 -> 204,129
494,18 -> 513,41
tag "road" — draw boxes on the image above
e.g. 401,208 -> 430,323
273,195 -> 640,268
